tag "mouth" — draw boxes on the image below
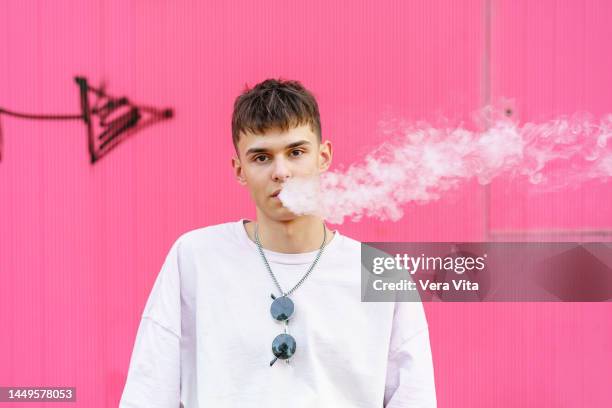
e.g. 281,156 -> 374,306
270,189 -> 281,198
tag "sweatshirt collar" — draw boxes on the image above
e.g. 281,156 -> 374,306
236,218 -> 342,265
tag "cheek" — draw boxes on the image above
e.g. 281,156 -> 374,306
301,156 -> 321,175
244,170 -> 267,193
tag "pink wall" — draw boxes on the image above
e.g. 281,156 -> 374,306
0,0 -> 610,407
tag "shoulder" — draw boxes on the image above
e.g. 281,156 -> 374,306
329,231 -> 362,260
172,220 -> 240,252
337,231 -> 361,251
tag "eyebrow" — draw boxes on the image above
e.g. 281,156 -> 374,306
245,140 -> 312,156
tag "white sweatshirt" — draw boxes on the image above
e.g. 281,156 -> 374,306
119,219 -> 436,407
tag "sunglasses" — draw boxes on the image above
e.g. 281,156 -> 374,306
269,294 -> 296,366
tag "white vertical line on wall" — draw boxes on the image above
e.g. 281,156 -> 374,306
481,0 -> 492,241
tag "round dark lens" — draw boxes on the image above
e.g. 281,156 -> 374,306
270,296 -> 294,321
271,333 -> 296,359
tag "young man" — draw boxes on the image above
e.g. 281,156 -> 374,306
119,79 -> 437,407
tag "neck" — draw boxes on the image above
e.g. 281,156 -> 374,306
246,213 -> 334,253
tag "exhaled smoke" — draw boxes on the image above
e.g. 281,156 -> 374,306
277,108 -> 612,224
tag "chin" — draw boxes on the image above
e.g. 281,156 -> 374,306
262,206 -> 300,222
275,210 -> 299,222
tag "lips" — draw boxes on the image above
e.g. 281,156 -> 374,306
271,189 -> 281,197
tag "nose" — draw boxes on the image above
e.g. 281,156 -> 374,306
271,156 -> 291,183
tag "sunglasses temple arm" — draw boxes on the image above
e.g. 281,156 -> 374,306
269,357 -> 278,367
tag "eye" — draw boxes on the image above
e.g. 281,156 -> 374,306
254,155 -> 269,163
290,149 -> 304,157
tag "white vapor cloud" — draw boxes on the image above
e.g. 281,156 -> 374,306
278,108 -> 612,224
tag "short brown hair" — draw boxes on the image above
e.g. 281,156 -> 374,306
231,78 -> 322,153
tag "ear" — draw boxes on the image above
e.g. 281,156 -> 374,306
232,156 -> 247,185
318,140 -> 333,172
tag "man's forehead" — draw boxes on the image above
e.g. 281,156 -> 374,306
238,124 -> 317,152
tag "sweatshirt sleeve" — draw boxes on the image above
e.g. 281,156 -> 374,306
119,238 -> 183,408
383,301 -> 437,408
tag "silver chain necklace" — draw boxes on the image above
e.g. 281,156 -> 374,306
254,221 -> 328,366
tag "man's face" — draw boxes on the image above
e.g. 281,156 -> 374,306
232,124 -> 332,221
